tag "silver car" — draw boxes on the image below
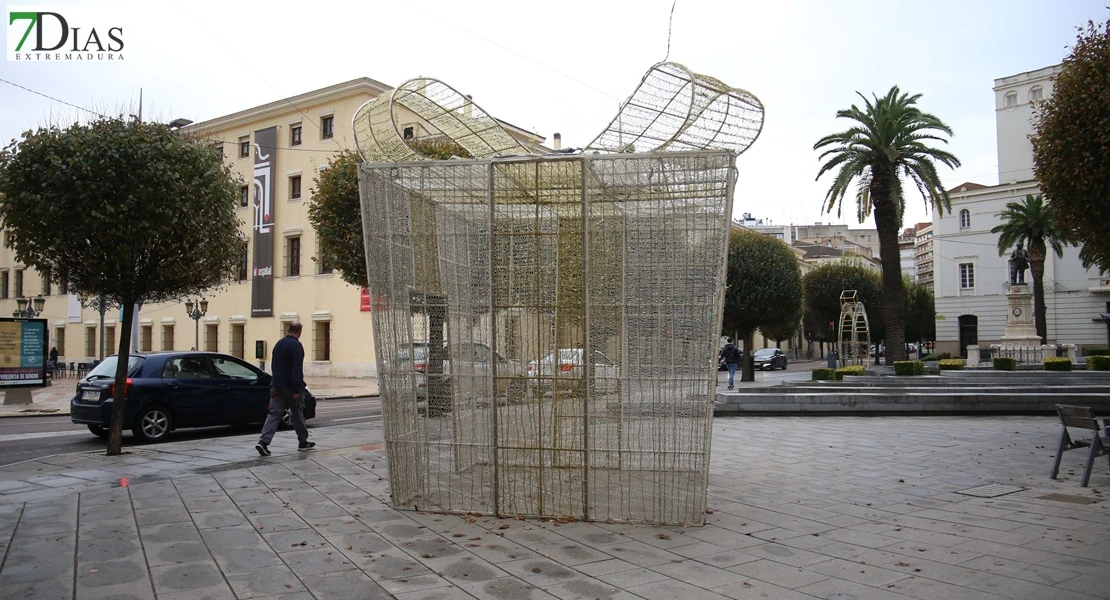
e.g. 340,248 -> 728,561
444,341 -> 527,403
526,348 -> 620,394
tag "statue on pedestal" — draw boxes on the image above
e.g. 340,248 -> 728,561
1009,242 -> 1029,286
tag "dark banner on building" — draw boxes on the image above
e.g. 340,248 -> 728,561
251,127 -> 276,317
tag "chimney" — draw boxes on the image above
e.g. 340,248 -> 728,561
553,132 -> 562,151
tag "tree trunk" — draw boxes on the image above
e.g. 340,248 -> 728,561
871,197 -> 907,364
1029,239 -> 1048,345
740,331 -> 755,382
106,301 -> 135,456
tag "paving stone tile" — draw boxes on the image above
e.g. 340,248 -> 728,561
251,512 -> 311,533
796,576 -> 921,600
298,569 -> 392,599
710,579 -> 820,600
739,541 -> 832,568
624,577 -> 732,600
806,557 -> 910,587
883,576 -> 1012,600
0,577 -> 73,599
77,535 -> 144,562
0,532 -> 75,584
418,553 -> 510,586
134,505 -> 191,526
653,558 -> 749,588
149,561 -> 227,596
376,573 -> 454,595
225,564 -> 308,598
265,527 -> 334,551
75,559 -> 151,595
958,554 -> 1084,586
544,578 -> 642,600
497,556 -> 586,587
595,566 -> 671,588
283,546 -> 359,577
457,576 -> 559,600
392,585 -> 477,600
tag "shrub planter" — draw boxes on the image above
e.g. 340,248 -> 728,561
1087,356 -> 1110,371
938,359 -> 965,370
811,368 -> 836,381
835,366 -> 866,380
993,357 -> 1017,371
1044,357 -> 1072,371
894,360 -> 925,376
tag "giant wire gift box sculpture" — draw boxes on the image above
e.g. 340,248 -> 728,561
356,62 -> 763,525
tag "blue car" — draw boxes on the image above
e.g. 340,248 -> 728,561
71,351 -> 315,443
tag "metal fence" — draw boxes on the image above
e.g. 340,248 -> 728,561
361,151 -> 734,525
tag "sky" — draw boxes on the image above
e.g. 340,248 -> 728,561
2,0 -> 1107,231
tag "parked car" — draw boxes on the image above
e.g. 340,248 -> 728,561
70,352 -> 315,443
526,348 -> 620,394
751,348 -> 787,370
443,341 -> 527,403
379,342 -> 434,399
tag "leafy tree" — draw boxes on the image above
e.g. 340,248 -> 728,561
990,194 -> 1070,344
903,276 -> 935,347
0,117 -> 241,455
1031,18 -> 1110,272
307,150 -> 366,287
814,87 -> 960,363
721,229 -> 803,382
801,262 -> 883,356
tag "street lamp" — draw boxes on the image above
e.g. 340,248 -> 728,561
79,294 -> 120,361
12,295 -> 45,318
184,298 -> 208,350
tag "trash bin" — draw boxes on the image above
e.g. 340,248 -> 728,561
827,350 -> 838,369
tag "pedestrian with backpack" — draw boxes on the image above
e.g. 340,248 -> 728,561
721,340 -> 742,389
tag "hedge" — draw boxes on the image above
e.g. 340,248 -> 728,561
938,359 -> 964,370
894,361 -> 925,376
811,368 -> 837,381
1082,346 -> 1110,356
1044,357 -> 1072,371
836,365 -> 866,378
920,353 -> 939,361
938,352 -> 952,360
992,357 -> 1017,371
1087,356 -> 1110,371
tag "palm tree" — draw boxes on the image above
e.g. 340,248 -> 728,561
991,194 -> 1070,344
814,87 -> 960,364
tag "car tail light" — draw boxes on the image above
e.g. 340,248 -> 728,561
108,378 -> 133,398
560,363 -> 573,372
526,364 -> 533,371
414,362 -> 427,373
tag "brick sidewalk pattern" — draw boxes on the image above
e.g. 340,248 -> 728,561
1,416 -> 1108,599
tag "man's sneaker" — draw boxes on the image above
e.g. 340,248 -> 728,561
255,442 -> 271,457
298,441 -> 316,452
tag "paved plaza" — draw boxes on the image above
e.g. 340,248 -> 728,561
0,414 -> 1108,599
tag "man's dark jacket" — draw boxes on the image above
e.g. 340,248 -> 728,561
271,334 -> 305,393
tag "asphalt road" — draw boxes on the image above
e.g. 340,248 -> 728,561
0,397 -> 381,467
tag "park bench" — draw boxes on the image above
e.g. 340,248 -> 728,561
1051,404 -> 1110,487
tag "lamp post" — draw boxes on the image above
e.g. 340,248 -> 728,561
184,298 -> 208,350
79,294 -> 120,361
12,295 -> 45,318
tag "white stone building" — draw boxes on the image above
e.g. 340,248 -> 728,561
934,65 -> 1108,356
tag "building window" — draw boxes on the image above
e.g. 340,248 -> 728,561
14,269 -> 23,298
162,324 -> 175,351
213,142 -> 224,159
285,236 -> 301,277
105,326 -> 115,354
290,175 -> 301,200
316,237 -> 333,275
205,324 -> 219,352
959,209 -> 970,229
41,269 -> 51,296
85,326 -> 96,358
239,136 -> 250,159
238,242 -> 249,281
1,271 -> 8,299
1004,91 -> 1017,107
1030,86 -> 1043,101
321,115 -> 334,139
959,263 -> 975,289
240,185 -> 249,208
230,324 -> 245,359
58,271 -> 68,295
314,321 -> 331,361
55,327 -> 65,356
291,125 -> 302,146
403,126 -> 415,140
140,325 -> 152,352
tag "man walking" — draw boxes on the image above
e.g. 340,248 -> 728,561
721,340 -> 742,390
256,321 -> 314,455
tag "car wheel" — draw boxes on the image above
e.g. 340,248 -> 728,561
87,424 -> 108,438
132,405 -> 173,443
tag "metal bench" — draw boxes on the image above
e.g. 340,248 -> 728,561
1051,404 -> 1110,487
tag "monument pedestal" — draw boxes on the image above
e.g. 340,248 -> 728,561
1001,284 -> 1041,349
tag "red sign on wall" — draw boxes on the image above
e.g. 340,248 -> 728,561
360,286 -> 371,312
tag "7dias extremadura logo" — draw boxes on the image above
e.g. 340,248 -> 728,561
7,6 -> 126,62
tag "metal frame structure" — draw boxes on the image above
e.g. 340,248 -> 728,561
358,62 -> 763,525
838,290 -> 871,367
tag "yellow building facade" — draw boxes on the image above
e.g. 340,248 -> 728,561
2,77 -> 543,377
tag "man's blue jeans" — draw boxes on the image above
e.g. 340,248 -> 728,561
727,363 -> 737,387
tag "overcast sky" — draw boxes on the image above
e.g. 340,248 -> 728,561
3,0 -> 1106,230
